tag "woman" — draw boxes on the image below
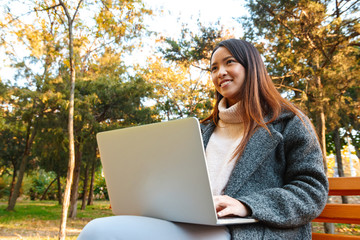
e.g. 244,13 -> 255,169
78,39 -> 328,240
199,39 -> 328,239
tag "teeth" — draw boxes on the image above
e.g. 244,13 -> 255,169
220,80 -> 232,87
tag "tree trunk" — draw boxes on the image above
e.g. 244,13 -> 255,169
41,177 -> 57,201
7,123 -> 37,211
334,128 -> 348,203
57,173 -> 62,205
69,146 -> 82,218
349,135 -> 360,160
59,2 -> 81,238
314,75 -> 334,234
87,160 -> 96,206
315,108 -> 327,172
7,165 -> 17,206
354,144 -> 360,160
313,78 -> 327,171
81,161 -> 90,210
323,198 -> 335,233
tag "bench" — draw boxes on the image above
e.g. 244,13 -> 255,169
312,177 -> 360,239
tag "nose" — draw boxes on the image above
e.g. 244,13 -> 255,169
217,65 -> 227,78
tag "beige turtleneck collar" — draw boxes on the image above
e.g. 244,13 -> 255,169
218,98 -> 243,124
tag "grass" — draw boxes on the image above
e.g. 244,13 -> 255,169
0,200 -> 113,239
1,200 -> 359,239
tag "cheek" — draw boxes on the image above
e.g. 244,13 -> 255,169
211,75 -> 217,86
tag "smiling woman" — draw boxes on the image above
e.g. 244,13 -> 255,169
210,47 -> 246,107
199,39 -> 328,240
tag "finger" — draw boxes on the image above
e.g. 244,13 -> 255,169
217,205 -> 233,217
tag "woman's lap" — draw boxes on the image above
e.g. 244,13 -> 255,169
77,215 -> 230,240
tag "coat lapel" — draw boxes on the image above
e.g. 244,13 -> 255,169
224,124 -> 282,195
201,120 -> 283,196
201,121 -> 216,150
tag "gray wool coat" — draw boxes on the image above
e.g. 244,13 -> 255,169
200,111 -> 328,240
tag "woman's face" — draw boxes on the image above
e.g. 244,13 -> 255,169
210,47 -> 246,107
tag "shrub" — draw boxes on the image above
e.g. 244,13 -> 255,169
0,177 -> 9,199
93,176 -> 109,200
29,169 -> 57,200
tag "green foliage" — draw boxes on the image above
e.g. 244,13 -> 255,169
28,170 -> 57,200
0,0 -> 157,212
94,171 -> 109,200
0,127 -> 26,171
242,0 -> 360,155
159,20 -> 224,70
0,177 -> 9,199
0,80 -> 7,102
93,174 -> 108,200
326,131 -> 348,155
139,58 -> 214,120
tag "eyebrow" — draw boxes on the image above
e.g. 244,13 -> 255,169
211,55 -> 235,67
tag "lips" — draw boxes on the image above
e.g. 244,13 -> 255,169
219,79 -> 232,87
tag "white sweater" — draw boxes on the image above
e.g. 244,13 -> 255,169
205,98 -> 244,196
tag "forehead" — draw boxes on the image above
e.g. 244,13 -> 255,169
211,47 -> 233,64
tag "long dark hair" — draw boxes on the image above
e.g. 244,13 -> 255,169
202,39 -> 303,158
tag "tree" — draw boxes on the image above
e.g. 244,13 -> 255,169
5,86 -> 45,211
1,0 -> 66,211
0,123 -> 27,203
54,1 -> 82,238
80,139 -> 96,210
0,83 -> 23,201
242,0 -> 360,233
242,0 -> 360,170
33,111 -> 68,204
2,0 -> 154,236
139,57 -> 213,120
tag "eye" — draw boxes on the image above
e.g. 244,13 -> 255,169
227,59 -> 236,64
211,66 -> 218,72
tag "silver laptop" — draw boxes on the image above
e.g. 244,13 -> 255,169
96,117 -> 257,226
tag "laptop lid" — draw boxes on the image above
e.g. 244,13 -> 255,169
97,118 -> 219,225
97,117 -> 257,226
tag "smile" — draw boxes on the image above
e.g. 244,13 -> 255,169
219,80 -> 232,87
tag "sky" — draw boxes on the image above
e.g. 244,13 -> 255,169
125,0 -> 247,66
0,0 -> 248,83
142,0 -> 247,38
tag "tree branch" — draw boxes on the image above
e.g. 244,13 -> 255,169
271,73 -> 294,80
339,0 -> 360,16
190,63 -> 209,72
34,4 -> 61,12
72,0 -> 84,22
274,83 -> 304,93
59,0 -> 71,21
259,3 -> 318,50
100,0 -> 111,12
349,42 -> 360,47
53,7 -> 66,26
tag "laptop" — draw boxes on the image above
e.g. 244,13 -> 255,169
96,117 -> 257,226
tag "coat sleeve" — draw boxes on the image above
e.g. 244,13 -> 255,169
236,115 -> 329,228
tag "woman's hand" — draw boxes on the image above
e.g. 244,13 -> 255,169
213,195 -> 250,218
